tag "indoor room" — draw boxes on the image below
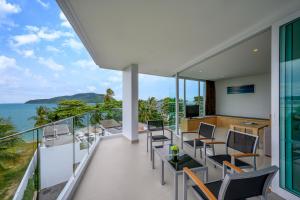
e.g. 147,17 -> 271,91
178,28 -> 272,166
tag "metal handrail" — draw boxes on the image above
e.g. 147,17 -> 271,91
0,110 -> 97,141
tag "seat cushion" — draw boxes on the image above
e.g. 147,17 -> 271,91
151,135 -> 169,141
184,140 -> 204,148
208,154 -> 251,168
192,180 -> 222,200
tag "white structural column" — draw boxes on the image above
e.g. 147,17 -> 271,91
122,64 -> 139,142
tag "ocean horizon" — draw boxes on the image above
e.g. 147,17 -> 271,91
0,103 -> 57,133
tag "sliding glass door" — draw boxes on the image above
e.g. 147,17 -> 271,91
280,17 -> 300,196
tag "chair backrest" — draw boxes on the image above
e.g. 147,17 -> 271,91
147,120 -> 164,132
226,130 -> 258,154
100,119 -> 121,129
43,125 -> 55,138
218,165 -> 278,200
198,122 -> 215,139
54,124 -> 70,135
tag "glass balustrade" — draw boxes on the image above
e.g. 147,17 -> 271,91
0,109 -> 121,200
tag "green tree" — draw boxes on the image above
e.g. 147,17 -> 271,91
50,100 -> 94,120
0,117 -> 21,169
31,106 -> 51,127
138,97 -> 162,123
194,96 -> 204,115
104,88 -> 115,102
98,89 -> 122,120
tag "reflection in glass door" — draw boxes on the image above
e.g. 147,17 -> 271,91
280,17 -> 300,197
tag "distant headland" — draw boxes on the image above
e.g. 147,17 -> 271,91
25,93 -> 104,104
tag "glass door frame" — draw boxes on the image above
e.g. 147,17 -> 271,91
175,75 -> 206,135
271,10 -> 300,200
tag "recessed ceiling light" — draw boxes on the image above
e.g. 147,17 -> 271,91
199,70 -> 203,73
253,48 -> 259,53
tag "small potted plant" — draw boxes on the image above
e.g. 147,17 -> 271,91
170,145 -> 179,162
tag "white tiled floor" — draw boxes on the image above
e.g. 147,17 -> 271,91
72,128 -> 284,200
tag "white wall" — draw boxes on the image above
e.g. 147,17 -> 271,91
40,142 -> 88,189
215,73 -> 271,119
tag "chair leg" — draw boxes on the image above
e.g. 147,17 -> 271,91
200,147 -> 202,159
254,157 -> 257,171
181,133 -> 183,149
152,148 -> 155,169
150,139 -> 153,161
194,140 -> 197,157
146,133 -> 149,152
183,173 -> 188,200
204,144 -> 207,164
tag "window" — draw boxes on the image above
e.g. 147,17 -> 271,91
279,17 -> 300,196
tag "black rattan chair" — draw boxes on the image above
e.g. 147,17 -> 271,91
181,122 -> 216,158
183,162 -> 278,200
146,120 -> 173,160
204,129 -> 259,171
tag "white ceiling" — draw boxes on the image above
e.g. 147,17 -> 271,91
58,0 -> 300,77
179,29 -> 271,81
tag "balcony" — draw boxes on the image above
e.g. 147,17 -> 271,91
1,110 -> 283,200
72,127 -> 283,200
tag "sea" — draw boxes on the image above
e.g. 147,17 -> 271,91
0,103 -> 57,133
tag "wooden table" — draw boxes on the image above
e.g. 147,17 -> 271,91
230,122 -> 269,135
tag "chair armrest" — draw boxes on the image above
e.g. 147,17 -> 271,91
223,161 -> 244,173
204,141 -> 225,145
194,137 -> 214,141
181,131 -> 198,134
231,153 -> 259,158
183,167 -> 217,200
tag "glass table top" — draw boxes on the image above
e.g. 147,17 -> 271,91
167,154 -> 203,171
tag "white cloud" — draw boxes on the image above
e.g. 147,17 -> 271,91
23,68 -> 49,87
10,33 -> 39,46
36,0 -> 49,9
46,45 -> 60,53
0,0 -> 21,16
25,25 -> 39,32
38,57 -> 64,71
0,55 -> 17,70
107,75 -> 121,83
54,73 -> 59,78
10,26 -> 73,47
0,0 -> 21,27
0,75 -> 19,87
59,11 -> 71,28
63,38 -> 83,51
87,85 -> 97,92
19,49 -> 35,58
74,59 -> 98,70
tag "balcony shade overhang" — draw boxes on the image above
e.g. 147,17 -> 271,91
57,0 -> 300,77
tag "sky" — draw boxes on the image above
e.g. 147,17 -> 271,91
0,0 -> 176,103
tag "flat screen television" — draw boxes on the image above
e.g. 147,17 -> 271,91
185,105 -> 199,118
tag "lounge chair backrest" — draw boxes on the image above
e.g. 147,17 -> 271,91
226,130 -> 258,154
218,165 -> 278,200
100,119 -> 121,129
54,124 -> 70,135
198,122 -> 215,139
43,125 -> 55,137
147,120 -> 164,132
